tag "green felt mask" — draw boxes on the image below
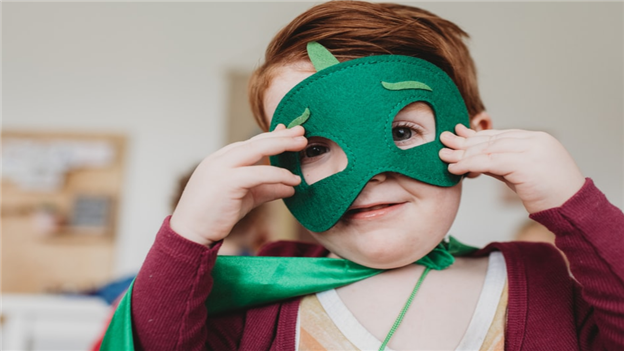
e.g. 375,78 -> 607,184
269,42 -> 469,232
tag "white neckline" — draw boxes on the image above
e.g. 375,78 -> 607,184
455,251 -> 507,350
305,251 -> 507,351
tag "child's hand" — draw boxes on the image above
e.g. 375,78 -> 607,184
170,124 -> 306,246
439,124 -> 585,214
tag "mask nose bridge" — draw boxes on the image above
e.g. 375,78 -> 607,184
329,104 -> 401,183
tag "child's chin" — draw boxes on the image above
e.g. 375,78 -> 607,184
345,249 -> 426,270
334,237 -> 442,269
315,227 -> 445,269
357,258 -> 417,270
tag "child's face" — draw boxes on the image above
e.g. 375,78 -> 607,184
264,62 -> 462,269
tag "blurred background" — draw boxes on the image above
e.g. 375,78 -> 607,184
2,1 -> 622,350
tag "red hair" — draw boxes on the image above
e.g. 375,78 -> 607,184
249,1 -> 485,131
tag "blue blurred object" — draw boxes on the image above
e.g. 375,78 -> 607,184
83,275 -> 136,305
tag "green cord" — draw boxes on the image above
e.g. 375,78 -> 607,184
378,266 -> 432,351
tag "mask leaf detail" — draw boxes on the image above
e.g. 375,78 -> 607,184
287,108 -> 311,129
382,81 -> 432,92
307,42 -> 340,72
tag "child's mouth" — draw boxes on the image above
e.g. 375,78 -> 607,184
344,202 -> 406,220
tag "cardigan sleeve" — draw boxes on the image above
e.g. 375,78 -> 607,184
530,178 -> 624,350
131,216 -> 245,351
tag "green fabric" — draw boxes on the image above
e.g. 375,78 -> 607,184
206,240 -> 459,315
382,80 -> 432,91
287,107 -> 310,128
99,238 -> 478,350
269,42 -> 470,232
99,280 -> 135,351
414,243 -> 456,270
379,266 -> 431,351
307,41 -> 340,71
447,235 -> 479,256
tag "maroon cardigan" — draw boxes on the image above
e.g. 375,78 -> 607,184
130,179 -> 624,350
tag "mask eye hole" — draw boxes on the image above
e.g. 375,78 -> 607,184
300,136 -> 347,185
301,143 -> 329,159
391,101 -> 436,150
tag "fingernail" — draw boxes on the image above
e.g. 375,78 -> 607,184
440,148 -> 451,155
442,132 -> 454,139
294,136 -> 307,142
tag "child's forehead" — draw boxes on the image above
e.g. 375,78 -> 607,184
263,62 -> 316,125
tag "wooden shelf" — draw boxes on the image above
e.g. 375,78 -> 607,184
2,130 -> 126,293
39,230 -> 115,245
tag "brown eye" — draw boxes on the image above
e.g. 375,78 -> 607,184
392,127 -> 413,141
303,145 -> 329,158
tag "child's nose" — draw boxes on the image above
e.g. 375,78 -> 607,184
369,172 -> 388,183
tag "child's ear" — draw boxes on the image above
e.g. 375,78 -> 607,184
470,111 -> 492,131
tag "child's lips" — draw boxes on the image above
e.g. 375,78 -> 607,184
343,202 -> 407,220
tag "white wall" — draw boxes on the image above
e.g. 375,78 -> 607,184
4,2 -> 622,276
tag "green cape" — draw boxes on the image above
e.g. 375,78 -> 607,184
100,237 -> 477,350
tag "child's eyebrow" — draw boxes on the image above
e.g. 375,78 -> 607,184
381,81 -> 432,92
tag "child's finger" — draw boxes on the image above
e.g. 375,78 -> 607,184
440,137 -> 530,163
211,125 -> 302,158
250,183 -> 297,204
223,135 -> 308,167
234,165 -> 301,189
220,125 -> 304,161
249,125 -> 304,141
439,148 -> 464,163
440,129 -> 528,150
454,123 -> 478,137
446,152 -> 518,176
454,124 -> 528,138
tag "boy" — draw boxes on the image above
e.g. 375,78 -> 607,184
103,2 -> 624,350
